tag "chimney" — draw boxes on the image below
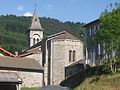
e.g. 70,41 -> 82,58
15,51 -> 18,56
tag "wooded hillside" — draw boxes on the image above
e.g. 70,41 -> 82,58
0,15 -> 84,53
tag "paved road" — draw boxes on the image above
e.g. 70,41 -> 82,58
41,85 -> 69,90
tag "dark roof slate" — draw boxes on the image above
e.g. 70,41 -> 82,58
83,19 -> 99,27
29,9 -> 44,31
24,40 -> 43,52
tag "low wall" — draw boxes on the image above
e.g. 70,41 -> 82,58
65,64 -> 84,78
60,66 -> 102,89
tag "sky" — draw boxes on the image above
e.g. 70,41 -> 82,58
0,0 -> 119,23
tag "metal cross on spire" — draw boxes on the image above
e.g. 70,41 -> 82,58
34,0 -> 37,11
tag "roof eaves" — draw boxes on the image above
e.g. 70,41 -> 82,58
83,19 -> 99,27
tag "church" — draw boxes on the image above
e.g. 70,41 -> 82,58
19,7 -> 84,86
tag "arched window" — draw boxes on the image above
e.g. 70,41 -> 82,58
73,51 -> 76,61
33,38 -> 35,45
37,38 -> 39,43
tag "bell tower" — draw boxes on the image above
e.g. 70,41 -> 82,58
28,1 -> 44,47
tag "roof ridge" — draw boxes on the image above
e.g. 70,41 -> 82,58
47,31 -> 66,38
47,31 -> 79,40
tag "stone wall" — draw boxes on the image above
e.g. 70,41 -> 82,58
18,71 -> 43,88
64,40 -> 84,67
51,40 -> 65,85
25,52 -> 42,65
60,66 -> 103,89
48,39 -> 84,85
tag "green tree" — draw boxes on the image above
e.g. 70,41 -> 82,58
94,3 -> 120,73
0,15 -> 84,53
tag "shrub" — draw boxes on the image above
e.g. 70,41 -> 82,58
85,64 -> 91,69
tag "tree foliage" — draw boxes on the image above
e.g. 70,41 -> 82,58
94,3 -> 120,73
0,15 -> 84,53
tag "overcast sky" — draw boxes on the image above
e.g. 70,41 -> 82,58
0,0 -> 119,23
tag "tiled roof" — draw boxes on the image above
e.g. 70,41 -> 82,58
18,48 -> 40,58
0,48 -> 17,58
23,40 -> 44,52
66,59 -> 85,67
47,31 -> 79,40
0,72 -> 22,84
19,40 -> 45,57
0,56 -> 44,73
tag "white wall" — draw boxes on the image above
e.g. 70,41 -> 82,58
30,30 -> 43,47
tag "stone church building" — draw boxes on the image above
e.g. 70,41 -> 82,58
19,8 -> 84,86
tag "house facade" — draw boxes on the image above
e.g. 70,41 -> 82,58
84,19 -> 103,66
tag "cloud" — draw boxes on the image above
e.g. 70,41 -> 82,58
17,5 -> 24,11
23,12 -> 33,17
43,4 -> 53,11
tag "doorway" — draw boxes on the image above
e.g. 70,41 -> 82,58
0,84 -> 17,90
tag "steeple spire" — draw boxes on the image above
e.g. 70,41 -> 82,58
28,0 -> 44,47
34,0 -> 37,11
34,0 -> 37,13
29,0 -> 44,31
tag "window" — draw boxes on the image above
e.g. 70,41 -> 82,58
92,26 -> 96,35
73,51 -> 76,61
37,38 -> 39,43
33,38 -> 35,45
69,50 -> 72,62
69,50 -> 76,62
98,44 -> 101,55
97,25 -> 100,30
89,28 -> 92,36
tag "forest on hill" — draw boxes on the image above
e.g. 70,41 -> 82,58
0,15 -> 85,53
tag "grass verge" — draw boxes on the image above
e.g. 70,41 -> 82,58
72,73 -> 120,90
21,87 -> 40,90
